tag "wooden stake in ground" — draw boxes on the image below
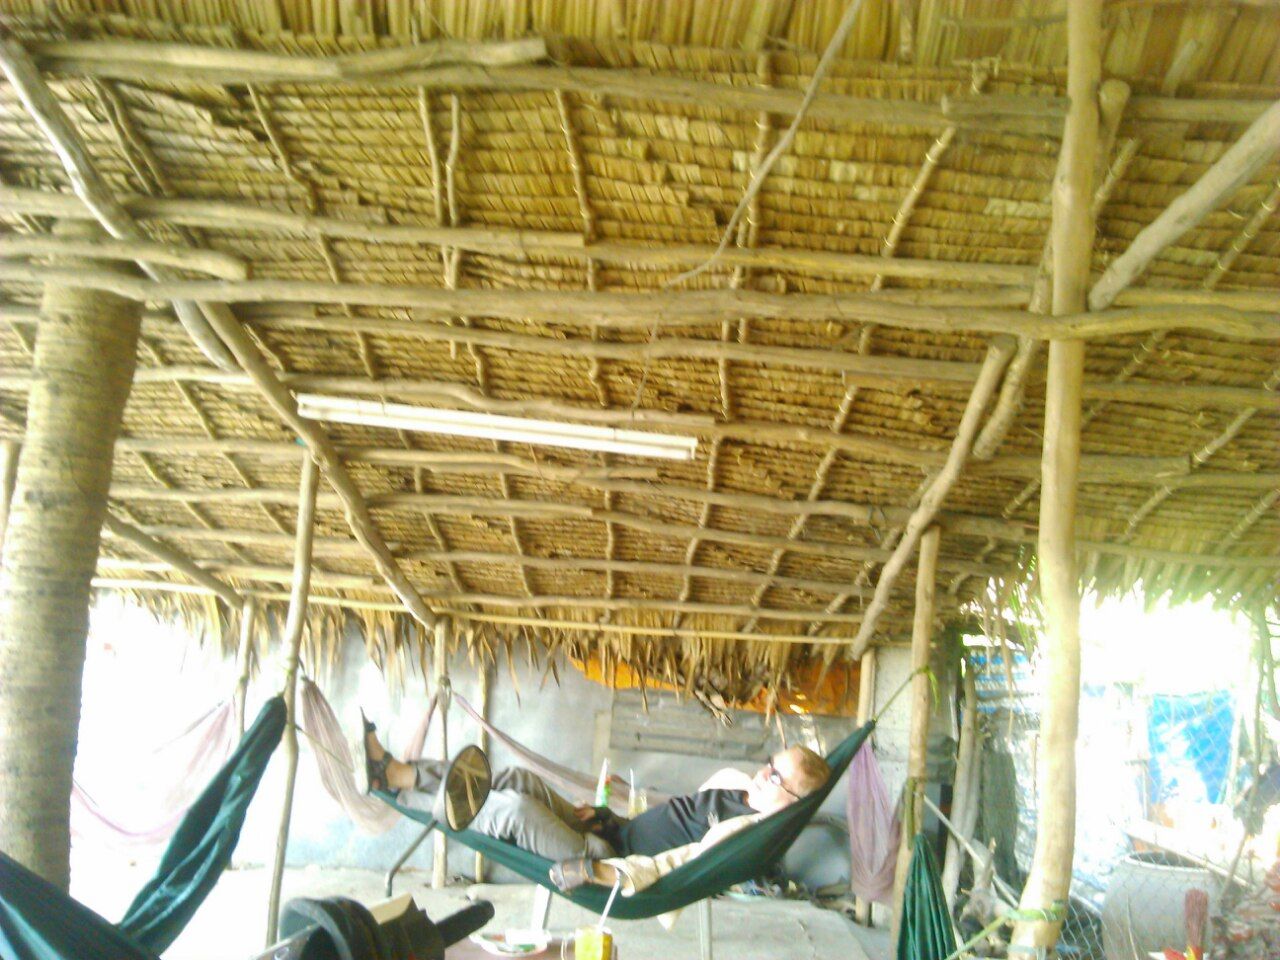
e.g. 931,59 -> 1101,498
264,457 -> 319,945
474,656 -> 489,883
432,617 -> 451,890
1011,1 -> 1101,951
0,224 -> 142,887
890,525 -> 940,945
853,647 -> 878,926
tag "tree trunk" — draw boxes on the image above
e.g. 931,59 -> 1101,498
0,230 -> 143,887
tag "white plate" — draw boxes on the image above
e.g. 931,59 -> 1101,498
469,930 -> 553,957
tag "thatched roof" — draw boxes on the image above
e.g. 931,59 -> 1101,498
0,1 -> 1276,696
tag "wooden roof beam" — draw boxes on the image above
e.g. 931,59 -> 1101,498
1090,99 -> 1280,310
0,36 -> 440,631
95,437 -> 1280,489
0,263 -> 1273,343
101,482 -> 1005,577
86,577 -> 871,646
96,556 -> 387,592
0,185 -> 1025,287
26,39 -> 1277,132
106,526 -> 876,598
0,37 -> 236,371
102,514 -> 242,607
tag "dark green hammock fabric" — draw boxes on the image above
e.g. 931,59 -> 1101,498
896,833 -> 958,960
0,851 -> 157,960
380,720 -> 873,920
0,696 -> 284,960
117,695 -> 286,952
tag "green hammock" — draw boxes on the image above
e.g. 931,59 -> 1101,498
379,720 -> 873,920
896,833 -> 958,960
0,697 -> 285,960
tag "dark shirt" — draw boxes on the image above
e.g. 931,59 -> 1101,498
604,789 -> 754,857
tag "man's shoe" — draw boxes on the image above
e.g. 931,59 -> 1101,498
355,708 -> 393,794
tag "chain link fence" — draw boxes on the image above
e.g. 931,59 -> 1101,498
954,619 -> 1276,960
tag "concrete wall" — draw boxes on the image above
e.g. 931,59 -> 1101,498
76,599 -> 881,889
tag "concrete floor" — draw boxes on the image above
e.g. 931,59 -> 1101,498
72,863 -> 882,960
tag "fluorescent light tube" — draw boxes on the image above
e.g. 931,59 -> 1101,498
296,394 -> 698,461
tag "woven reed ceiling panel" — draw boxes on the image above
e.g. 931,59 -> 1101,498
0,0 -> 1275,695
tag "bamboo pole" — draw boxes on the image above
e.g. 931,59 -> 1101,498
264,457 -> 319,945
1,262 -> 1275,342
853,646 -> 878,926
1011,2 -> 1101,951
941,663 -> 980,906
0,440 -> 17,554
432,617 -> 451,890
233,598 -> 256,738
890,525 -> 940,945
0,37 -> 236,371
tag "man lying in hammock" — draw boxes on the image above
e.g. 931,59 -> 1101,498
360,724 -> 828,897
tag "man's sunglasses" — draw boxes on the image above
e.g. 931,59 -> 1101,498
765,759 -> 799,800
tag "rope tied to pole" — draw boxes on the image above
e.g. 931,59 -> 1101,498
873,664 -> 937,723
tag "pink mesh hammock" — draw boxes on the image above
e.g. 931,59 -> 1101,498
846,733 -> 900,904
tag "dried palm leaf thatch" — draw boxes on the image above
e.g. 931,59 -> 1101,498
4,0 -> 1277,702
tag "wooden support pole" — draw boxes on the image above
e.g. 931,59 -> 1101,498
891,525 -> 940,946
853,646 -> 878,926
1011,2 -> 1101,952
233,598 -> 256,738
265,457 -> 319,945
432,617 -> 451,890
474,655 -> 489,882
0,440 -> 18,554
0,223 -> 143,886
